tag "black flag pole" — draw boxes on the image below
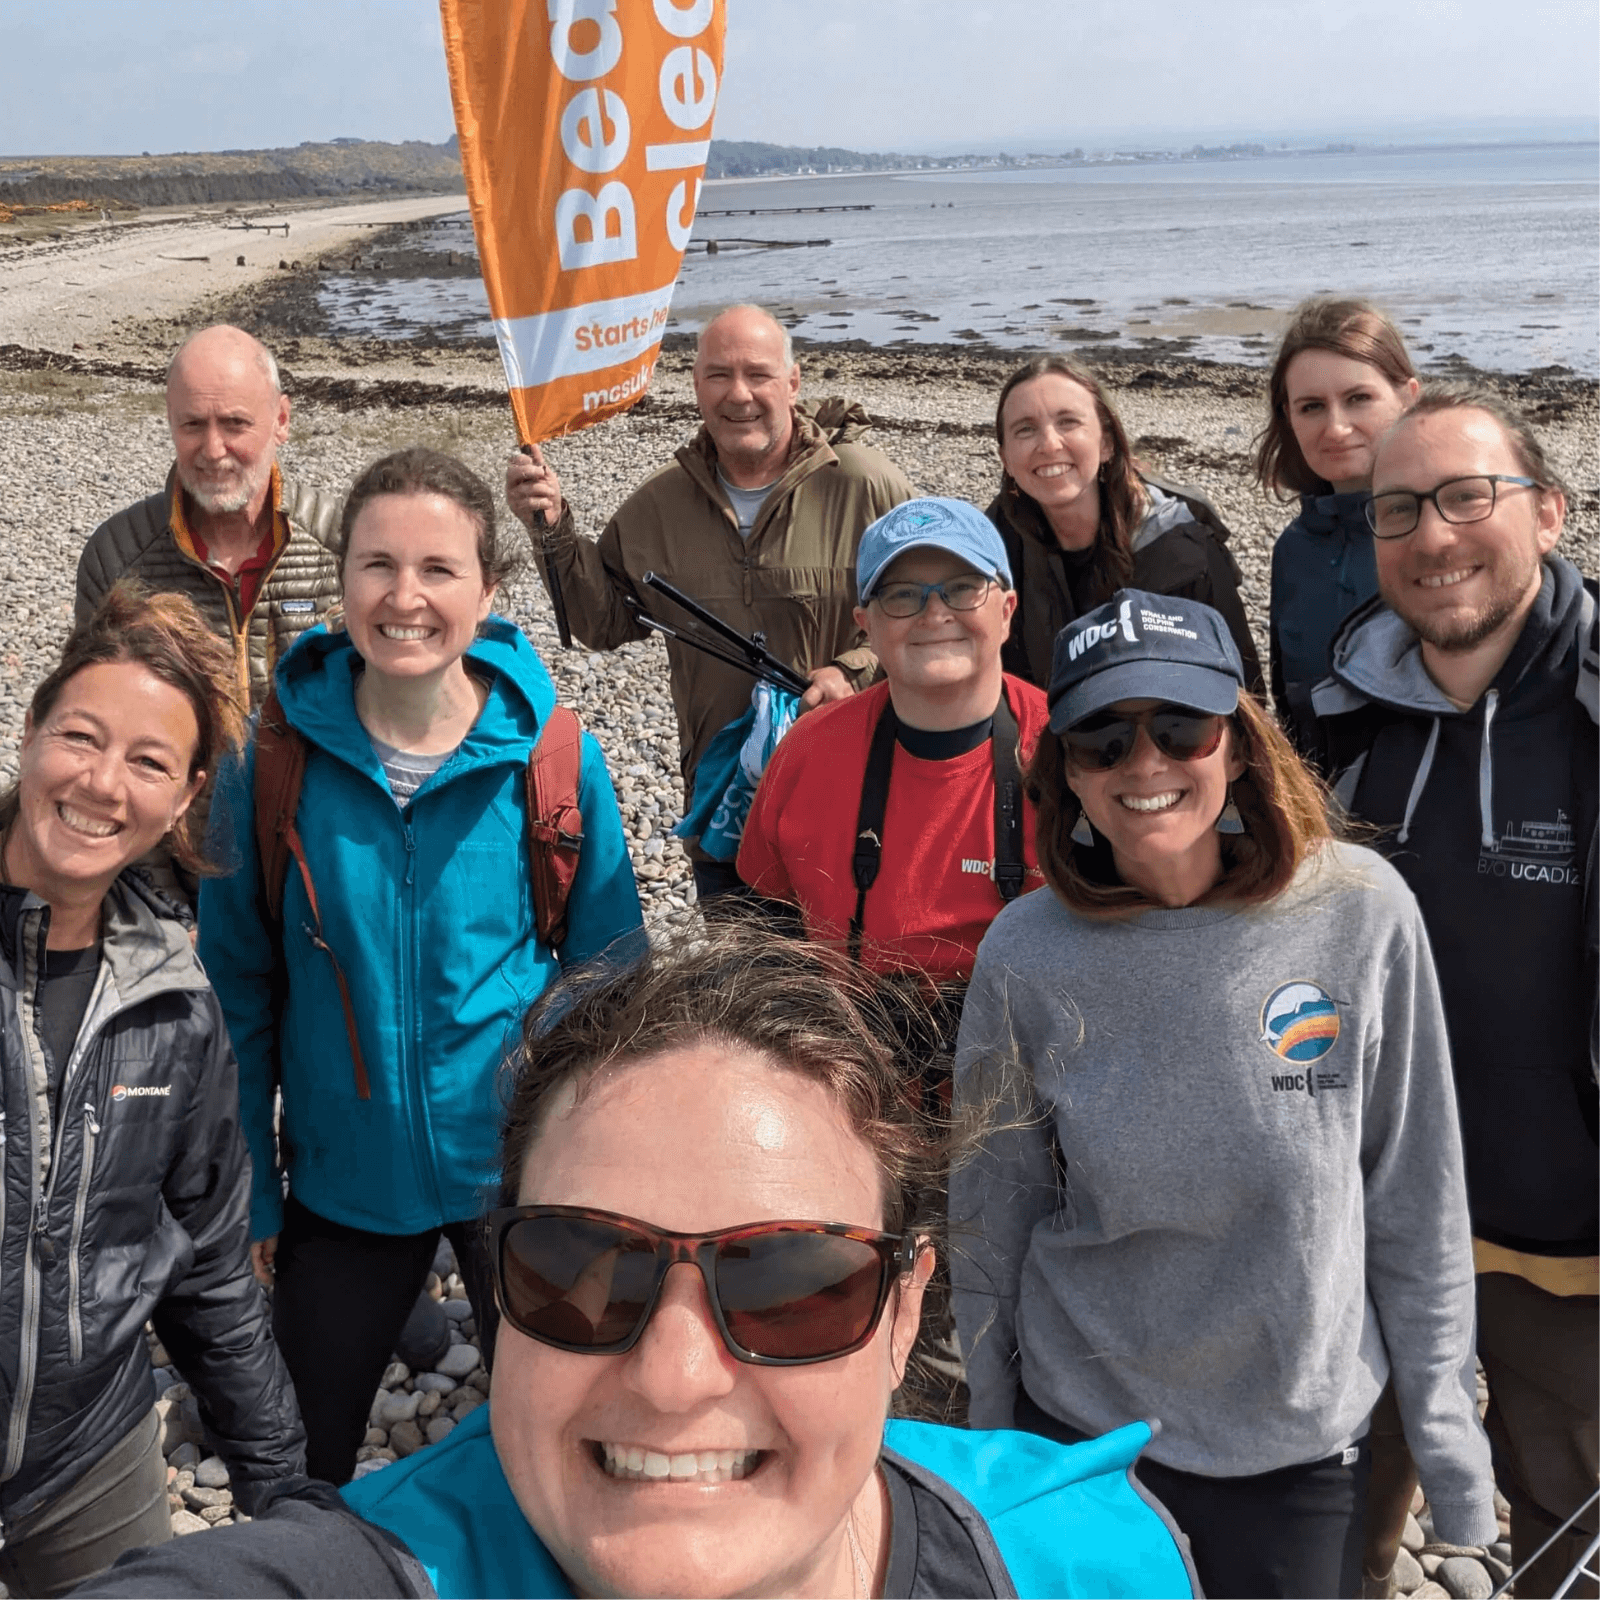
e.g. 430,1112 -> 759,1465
521,443 -> 572,650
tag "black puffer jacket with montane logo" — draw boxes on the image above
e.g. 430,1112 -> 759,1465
0,873 -> 304,1538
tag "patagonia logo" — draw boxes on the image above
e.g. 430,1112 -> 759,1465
1067,598 -> 1137,661
279,599 -> 318,615
111,1084 -> 171,1101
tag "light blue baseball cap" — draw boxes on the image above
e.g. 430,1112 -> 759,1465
856,497 -> 1013,600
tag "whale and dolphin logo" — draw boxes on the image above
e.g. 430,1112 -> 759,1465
1259,982 -> 1341,1063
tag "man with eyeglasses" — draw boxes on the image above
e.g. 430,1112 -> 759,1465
737,497 -> 1049,994
1310,386 -> 1597,1599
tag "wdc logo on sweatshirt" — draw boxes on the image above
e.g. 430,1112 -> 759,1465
1259,983 -> 1348,1095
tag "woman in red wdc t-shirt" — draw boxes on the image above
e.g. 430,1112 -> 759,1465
738,497 -> 1048,988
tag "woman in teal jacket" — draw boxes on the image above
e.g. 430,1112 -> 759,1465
199,448 -> 643,1487
83,930 -> 1196,1600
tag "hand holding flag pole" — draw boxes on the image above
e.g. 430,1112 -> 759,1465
517,442 -> 573,650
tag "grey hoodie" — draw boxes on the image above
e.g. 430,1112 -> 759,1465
949,842 -> 1496,1547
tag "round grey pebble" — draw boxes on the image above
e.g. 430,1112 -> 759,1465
414,1371 -> 457,1394
1437,1556 -> 1493,1600
433,1343 -> 481,1379
1393,1547 -> 1425,1593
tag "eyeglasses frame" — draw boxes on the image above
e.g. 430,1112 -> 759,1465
869,575 -> 997,618
1364,474 -> 1541,540
485,1204 -> 919,1367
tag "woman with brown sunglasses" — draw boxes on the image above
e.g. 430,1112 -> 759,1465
83,932 -> 1197,1599
950,589 -> 1496,1599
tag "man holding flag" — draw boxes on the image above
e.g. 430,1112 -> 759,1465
438,0 -> 912,903
508,302 -> 913,902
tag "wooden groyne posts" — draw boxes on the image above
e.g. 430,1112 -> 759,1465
697,205 -> 873,216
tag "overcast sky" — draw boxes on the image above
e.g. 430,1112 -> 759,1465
1,0 -> 1595,156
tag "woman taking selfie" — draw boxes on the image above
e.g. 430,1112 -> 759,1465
0,585 -> 303,1597
199,447 -> 643,1487
85,932 -> 1198,1599
988,354 -> 1263,696
950,591 -> 1496,1599
1254,297 -> 1419,756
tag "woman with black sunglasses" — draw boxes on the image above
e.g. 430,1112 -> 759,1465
83,933 -> 1198,1600
950,589 -> 1497,1599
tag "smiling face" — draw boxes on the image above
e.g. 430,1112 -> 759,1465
1372,408 -> 1563,654
997,372 -> 1111,547
166,329 -> 290,519
1065,698 -> 1245,905
1283,348 -> 1418,493
490,1044 -> 925,1599
692,309 -> 801,484
855,548 -> 1015,720
341,491 -> 495,683
10,661 -> 203,901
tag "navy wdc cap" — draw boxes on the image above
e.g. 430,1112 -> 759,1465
1047,589 -> 1246,733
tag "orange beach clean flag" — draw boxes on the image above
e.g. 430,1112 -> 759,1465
440,0 -> 726,442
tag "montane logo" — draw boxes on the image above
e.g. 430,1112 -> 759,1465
111,1084 -> 171,1101
1067,598 -> 1136,662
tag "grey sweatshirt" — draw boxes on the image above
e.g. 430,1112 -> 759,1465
949,841 -> 1497,1548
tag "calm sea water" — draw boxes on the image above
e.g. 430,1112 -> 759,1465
321,142 -> 1599,376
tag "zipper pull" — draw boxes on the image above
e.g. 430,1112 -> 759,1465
82,1102 -> 100,1138
33,1196 -> 55,1263
403,824 -> 417,887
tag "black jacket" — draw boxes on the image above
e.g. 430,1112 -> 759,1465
0,873 -> 304,1536
1311,558 -> 1599,1254
987,475 -> 1265,698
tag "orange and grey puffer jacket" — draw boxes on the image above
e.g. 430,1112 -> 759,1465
74,469 -> 343,710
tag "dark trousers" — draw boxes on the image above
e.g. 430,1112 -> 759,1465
690,857 -> 748,913
1017,1388 -> 1370,1599
1478,1273 -> 1599,1600
272,1197 -> 498,1485
0,1405 -> 170,1598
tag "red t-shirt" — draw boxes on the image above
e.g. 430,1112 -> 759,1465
737,676 -> 1049,982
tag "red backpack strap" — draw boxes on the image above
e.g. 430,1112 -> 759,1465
254,685 -> 305,926
252,685 -> 371,1100
525,706 -> 585,950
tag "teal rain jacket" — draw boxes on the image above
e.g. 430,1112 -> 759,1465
342,1404 -> 1198,1598
199,620 -> 644,1241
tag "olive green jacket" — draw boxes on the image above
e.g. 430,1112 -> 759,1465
75,469 -> 343,711
534,401 -> 913,844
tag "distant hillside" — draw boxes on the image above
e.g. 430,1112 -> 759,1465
704,140 -> 930,177
0,139 -> 464,208
0,134 -> 950,209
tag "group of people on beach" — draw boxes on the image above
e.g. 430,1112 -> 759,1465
0,291 -> 1590,1600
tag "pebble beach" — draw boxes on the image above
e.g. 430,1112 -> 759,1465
1,197 -> 1595,1591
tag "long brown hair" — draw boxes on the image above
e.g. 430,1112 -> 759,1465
994,355 -> 1143,605
0,582 -> 247,878
1026,691 -> 1332,916
1254,298 -> 1418,497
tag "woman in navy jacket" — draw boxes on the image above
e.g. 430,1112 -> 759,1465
1254,298 -> 1418,759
